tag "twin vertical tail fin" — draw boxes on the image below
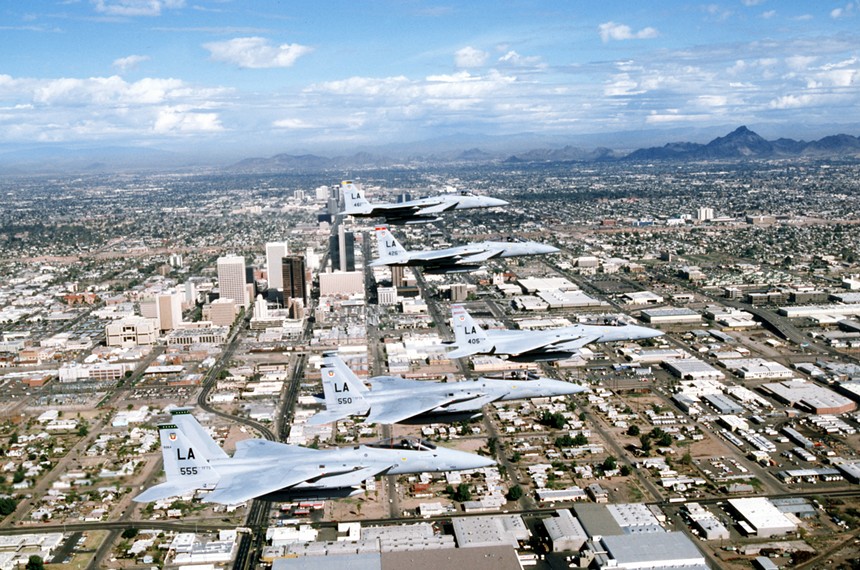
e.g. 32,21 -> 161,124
373,226 -> 408,263
307,359 -> 370,425
341,181 -> 371,214
447,304 -> 491,359
133,411 -> 221,503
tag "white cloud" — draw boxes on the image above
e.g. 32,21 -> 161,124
153,106 -> 222,133
598,22 -> 658,43
762,10 -> 776,19
273,118 -> 315,129
203,37 -> 312,69
92,0 -> 185,17
454,46 -> 488,68
113,54 -> 150,72
742,0 -> 766,5
498,50 -> 543,68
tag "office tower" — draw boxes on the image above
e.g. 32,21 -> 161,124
282,255 -> 307,304
330,225 -> 355,272
217,255 -> 249,308
266,242 -> 289,291
157,292 -> 183,331
450,283 -> 468,302
184,280 -> 197,308
391,265 -> 405,288
315,185 -> 330,201
253,294 -> 268,319
696,207 -> 715,221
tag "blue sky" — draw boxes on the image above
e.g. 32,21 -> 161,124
1,1 -> 859,157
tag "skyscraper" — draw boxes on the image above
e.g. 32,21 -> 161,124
282,255 -> 307,304
217,255 -> 249,308
330,225 -> 355,272
266,242 -> 289,291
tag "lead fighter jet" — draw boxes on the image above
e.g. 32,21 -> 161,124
306,354 -> 587,426
370,226 -> 559,274
341,181 -> 508,225
447,304 -> 663,362
134,409 -> 494,505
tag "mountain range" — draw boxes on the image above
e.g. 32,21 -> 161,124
228,126 -> 860,172
2,126 -> 859,174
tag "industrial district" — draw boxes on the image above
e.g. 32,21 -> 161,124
1,159 -> 860,570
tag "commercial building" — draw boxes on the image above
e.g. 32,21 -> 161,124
721,358 -> 793,380
330,225 -> 356,272
727,497 -> 798,537
452,515 -> 529,549
205,298 -> 238,327
664,359 -> 725,381
217,254 -> 249,308
588,532 -> 707,569
761,380 -> 856,414
282,255 -> 307,304
641,307 -> 702,324
105,316 -> 158,347
266,242 -> 289,291
542,509 -> 588,552
320,271 -> 364,296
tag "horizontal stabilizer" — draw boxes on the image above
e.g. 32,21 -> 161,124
134,480 -> 208,503
306,409 -> 355,426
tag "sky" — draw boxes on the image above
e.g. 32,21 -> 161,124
1,0 -> 859,158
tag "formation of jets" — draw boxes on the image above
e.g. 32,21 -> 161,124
307,354 -> 587,426
340,180 -> 508,225
134,180 -> 661,506
135,409 -> 495,505
447,305 -> 664,362
370,226 -> 559,274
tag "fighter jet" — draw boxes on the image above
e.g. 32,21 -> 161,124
341,181 -> 508,225
307,354 -> 587,426
447,305 -> 664,362
370,226 -> 559,274
134,409 -> 495,505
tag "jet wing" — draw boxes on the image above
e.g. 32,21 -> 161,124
438,393 -> 501,412
493,332 -> 598,357
415,201 -> 458,215
548,334 -> 601,351
308,465 -> 391,488
203,464 -> 319,504
455,248 -> 504,264
232,439 -> 307,460
365,394 -> 468,424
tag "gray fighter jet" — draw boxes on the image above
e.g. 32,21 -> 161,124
134,409 -> 495,505
306,354 -> 587,425
370,226 -> 559,274
341,181 -> 508,224
447,304 -> 663,361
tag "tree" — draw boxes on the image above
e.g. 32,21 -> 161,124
506,485 -> 524,501
121,528 -> 139,539
453,483 -> 472,502
25,556 -> 44,570
626,425 -> 640,437
620,465 -> 632,476
0,497 -> 17,516
602,456 -> 617,471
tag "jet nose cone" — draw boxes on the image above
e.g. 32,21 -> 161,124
542,244 -> 561,254
449,449 -> 496,470
638,326 -> 664,339
543,378 -> 588,395
487,197 -> 510,207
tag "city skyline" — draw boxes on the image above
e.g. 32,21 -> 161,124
2,1 -> 860,160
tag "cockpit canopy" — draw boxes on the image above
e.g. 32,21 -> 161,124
368,436 -> 436,451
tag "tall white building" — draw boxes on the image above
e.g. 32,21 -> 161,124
265,242 -> 289,291
217,255 -> 249,308
696,207 -> 715,221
